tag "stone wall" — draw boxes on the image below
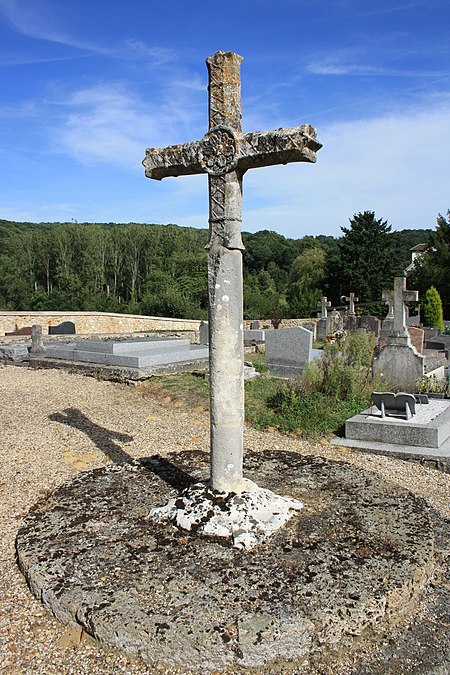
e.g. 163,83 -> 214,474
0,312 -> 201,336
243,318 -> 318,330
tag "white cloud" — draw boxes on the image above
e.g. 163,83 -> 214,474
241,99 -> 450,236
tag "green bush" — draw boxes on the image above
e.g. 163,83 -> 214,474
423,286 -> 445,329
266,330 -> 378,436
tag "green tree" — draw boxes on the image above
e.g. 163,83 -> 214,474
287,247 -> 325,317
337,211 -> 400,302
423,286 -> 445,329
411,211 -> 450,318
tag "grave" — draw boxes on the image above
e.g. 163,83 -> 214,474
5,325 -> 32,336
373,277 -> 444,391
48,320 -> 76,335
265,325 -> 320,377
40,337 -> 209,380
332,395 -> 450,470
316,296 -> 331,339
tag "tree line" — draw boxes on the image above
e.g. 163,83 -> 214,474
0,210 -> 446,320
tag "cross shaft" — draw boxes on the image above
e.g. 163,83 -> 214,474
143,51 -> 322,493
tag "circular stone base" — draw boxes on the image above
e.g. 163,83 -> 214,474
16,450 -> 436,670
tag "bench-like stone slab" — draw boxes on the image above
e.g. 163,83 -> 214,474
345,399 -> 450,449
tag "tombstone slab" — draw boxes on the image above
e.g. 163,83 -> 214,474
265,326 -> 313,377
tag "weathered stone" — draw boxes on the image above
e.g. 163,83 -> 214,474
198,320 -> 209,344
30,324 -> 44,356
374,277 -> 425,391
0,344 -> 29,361
143,50 -> 321,493
341,292 -> 358,316
16,450 -> 439,670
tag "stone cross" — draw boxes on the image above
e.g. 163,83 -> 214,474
382,276 -> 419,345
317,296 -> 331,319
341,292 -> 358,316
143,51 -> 321,493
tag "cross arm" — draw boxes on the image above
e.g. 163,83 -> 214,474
143,140 -> 203,180
143,123 -> 322,181
238,124 -> 322,171
403,290 -> 419,302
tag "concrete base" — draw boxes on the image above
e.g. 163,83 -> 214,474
332,398 -> 450,471
149,479 -> 303,549
16,449 -> 449,671
345,400 -> 450,448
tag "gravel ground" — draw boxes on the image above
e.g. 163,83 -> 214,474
1,363 -> 450,674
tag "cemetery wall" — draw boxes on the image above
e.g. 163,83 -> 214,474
0,312 -> 201,336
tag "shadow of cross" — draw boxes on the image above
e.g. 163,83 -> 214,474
143,50 -> 322,494
49,408 -> 134,465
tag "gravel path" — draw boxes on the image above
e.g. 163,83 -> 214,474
1,363 -> 449,674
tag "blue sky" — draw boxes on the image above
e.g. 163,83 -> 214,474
0,0 -> 449,238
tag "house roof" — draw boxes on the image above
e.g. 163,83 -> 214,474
410,243 -> 428,252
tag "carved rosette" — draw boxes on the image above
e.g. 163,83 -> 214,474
199,126 -> 238,176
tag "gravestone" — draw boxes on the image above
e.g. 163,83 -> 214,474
30,324 -> 44,356
407,325 -> 425,354
265,326 -> 313,378
341,292 -> 358,316
5,326 -> 32,336
143,49 -> 321,498
48,321 -> 75,335
198,321 -> 209,345
316,296 -> 332,339
373,277 -> 424,391
359,315 -> 381,339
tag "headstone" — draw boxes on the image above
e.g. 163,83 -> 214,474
244,329 -> 265,342
143,49 -> 321,495
199,321 -> 209,345
48,321 -> 76,335
407,325 -> 424,354
316,296 -> 331,319
358,315 -> 381,339
373,277 -> 425,391
265,326 -> 313,378
341,292 -> 358,316
30,324 -> 44,356
5,326 -> 32,336
250,320 -> 260,329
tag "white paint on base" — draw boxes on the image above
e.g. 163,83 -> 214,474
148,480 -> 303,549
